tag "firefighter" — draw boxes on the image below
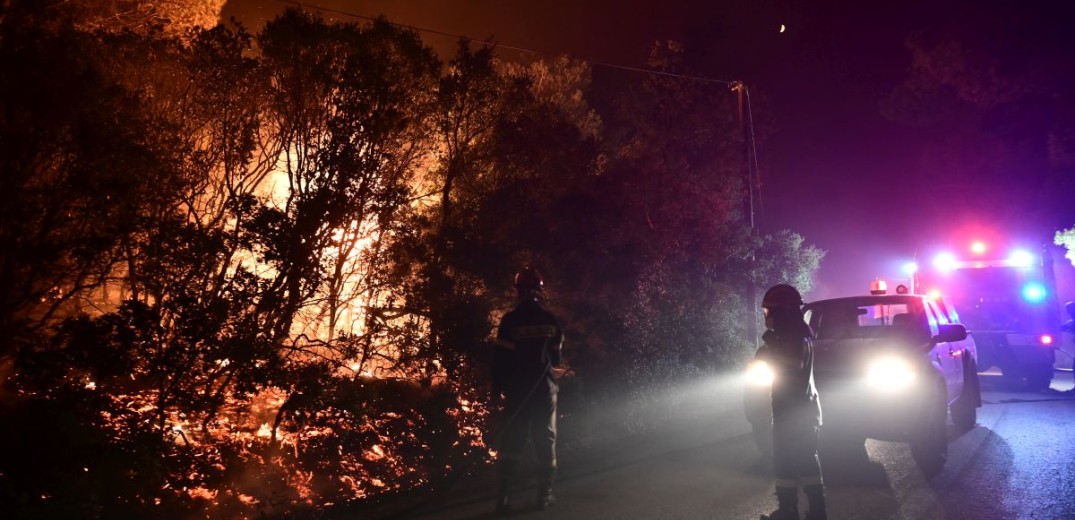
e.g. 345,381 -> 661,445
758,284 -> 826,520
491,267 -> 563,514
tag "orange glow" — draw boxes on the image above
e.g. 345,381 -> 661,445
364,444 -> 386,461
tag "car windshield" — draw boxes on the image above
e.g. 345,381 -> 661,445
807,299 -> 928,342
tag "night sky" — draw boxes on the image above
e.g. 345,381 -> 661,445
221,0 -> 1075,299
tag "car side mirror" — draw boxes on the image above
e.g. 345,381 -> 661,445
934,323 -> 968,343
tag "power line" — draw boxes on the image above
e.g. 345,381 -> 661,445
273,0 -> 735,86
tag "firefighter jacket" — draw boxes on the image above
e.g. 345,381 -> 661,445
493,300 -> 563,397
759,327 -> 822,427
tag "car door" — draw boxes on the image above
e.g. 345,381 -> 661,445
926,300 -> 963,402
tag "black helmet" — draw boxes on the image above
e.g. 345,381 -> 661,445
514,267 -> 544,293
762,284 -> 803,309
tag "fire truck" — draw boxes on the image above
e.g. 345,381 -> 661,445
912,241 -> 1062,390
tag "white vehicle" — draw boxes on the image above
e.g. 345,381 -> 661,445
744,288 -> 982,475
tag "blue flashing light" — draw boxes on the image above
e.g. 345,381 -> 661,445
1022,282 -> 1047,303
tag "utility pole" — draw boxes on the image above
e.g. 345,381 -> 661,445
732,81 -> 760,348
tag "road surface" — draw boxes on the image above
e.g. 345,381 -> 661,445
385,370 -> 1075,520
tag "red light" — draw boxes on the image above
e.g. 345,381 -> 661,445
970,241 -> 986,255
1040,334 -> 1054,346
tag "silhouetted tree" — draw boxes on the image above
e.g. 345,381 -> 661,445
0,7 -> 189,359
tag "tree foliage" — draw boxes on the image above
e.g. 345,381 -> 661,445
1056,226 -> 1075,268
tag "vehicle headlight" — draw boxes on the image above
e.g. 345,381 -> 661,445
746,359 -> 774,386
865,356 -> 917,391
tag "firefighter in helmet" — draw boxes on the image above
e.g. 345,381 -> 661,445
491,267 -> 563,514
758,284 -> 826,520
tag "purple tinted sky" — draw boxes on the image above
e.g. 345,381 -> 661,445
221,0 -> 1075,300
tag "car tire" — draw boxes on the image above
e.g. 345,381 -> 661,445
950,356 -> 980,431
911,379 -> 948,477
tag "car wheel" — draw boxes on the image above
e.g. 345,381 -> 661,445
911,380 -> 948,477
950,356 -> 980,431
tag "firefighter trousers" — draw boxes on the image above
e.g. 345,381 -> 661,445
772,419 -> 822,489
497,389 -> 557,480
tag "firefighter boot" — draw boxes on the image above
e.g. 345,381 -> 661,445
760,487 -> 799,520
495,478 -> 512,516
804,484 -> 827,520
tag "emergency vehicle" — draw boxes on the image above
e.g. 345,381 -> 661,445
913,242 -> 1061,390
744,282 -> 981,475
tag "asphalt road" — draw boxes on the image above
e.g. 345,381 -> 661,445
392,370 -> 1075,520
